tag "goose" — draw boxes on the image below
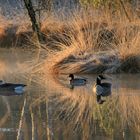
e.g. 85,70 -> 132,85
69,74 -> 87,87
93,75 -> 112,104
0,80 -> 26,96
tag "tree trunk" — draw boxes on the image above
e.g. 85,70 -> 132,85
23,0 -> 43,43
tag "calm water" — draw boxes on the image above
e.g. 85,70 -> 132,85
0,48 -> 140,140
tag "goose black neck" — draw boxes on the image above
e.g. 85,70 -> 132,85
96,77 -> 101,85
70,74 -> 74,80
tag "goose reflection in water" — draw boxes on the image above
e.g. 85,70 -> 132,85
93,75 -> 112,104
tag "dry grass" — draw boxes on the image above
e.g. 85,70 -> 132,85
1,8 -> 140,74
1,7 -> 140,138
1,5 -> 140,133
0,13 -> 33,47
0,14 -> 9,38
1,15 -> 140,140
43,9 -> 140,74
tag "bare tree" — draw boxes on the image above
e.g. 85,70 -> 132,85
23,0 -> 43,43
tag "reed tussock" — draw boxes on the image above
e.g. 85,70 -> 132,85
0,13 -> 32,47
1,7 -> 140,73
44,9 -> 140,74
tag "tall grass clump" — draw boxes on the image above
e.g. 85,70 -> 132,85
0,12 -> 33,47
0,1 -> 140,73
41,7 -> 140,74
1,6 -> 140,74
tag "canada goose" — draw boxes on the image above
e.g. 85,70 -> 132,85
93,75 -> 112,104
0,80 -> 26,96
69,74 -> 87,87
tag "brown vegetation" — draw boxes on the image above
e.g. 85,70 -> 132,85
0,8 -> 140,73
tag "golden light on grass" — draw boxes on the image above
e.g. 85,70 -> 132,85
0,5 -> 140,139
37,8 -> 140,74
0,15 -> 8,38
34,8 -> 140,137
1,9 -> 140,74
0,26 -> 5,38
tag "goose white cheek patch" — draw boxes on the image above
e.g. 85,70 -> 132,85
14,86 -> 25,94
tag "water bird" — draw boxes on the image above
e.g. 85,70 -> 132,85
69,74 -> 87,88
93,75 -> 112,104
0,80 -> 26,96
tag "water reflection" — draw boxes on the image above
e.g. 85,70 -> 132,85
42,73 -> 140,140
0,49 -> 140,139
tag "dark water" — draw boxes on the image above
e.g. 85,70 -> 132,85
0,49 -> 140,140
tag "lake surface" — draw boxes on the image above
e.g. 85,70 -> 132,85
0,48 -> 140,140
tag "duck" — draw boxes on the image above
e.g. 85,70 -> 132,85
0,80 -> 26,96
69,74 -> 87,87
93,75 -> 112,104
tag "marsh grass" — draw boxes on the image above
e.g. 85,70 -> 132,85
30,64 -> 140,139
22,7 -> 140,138
42,8 -> 140,74
1,5 -> 140,140
0,13 -> 33,47
1,8 -> 140,73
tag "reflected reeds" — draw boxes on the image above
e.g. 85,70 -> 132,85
0,97 -> 11,140
40,71 -> 140,139
0,48 -> 140,139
